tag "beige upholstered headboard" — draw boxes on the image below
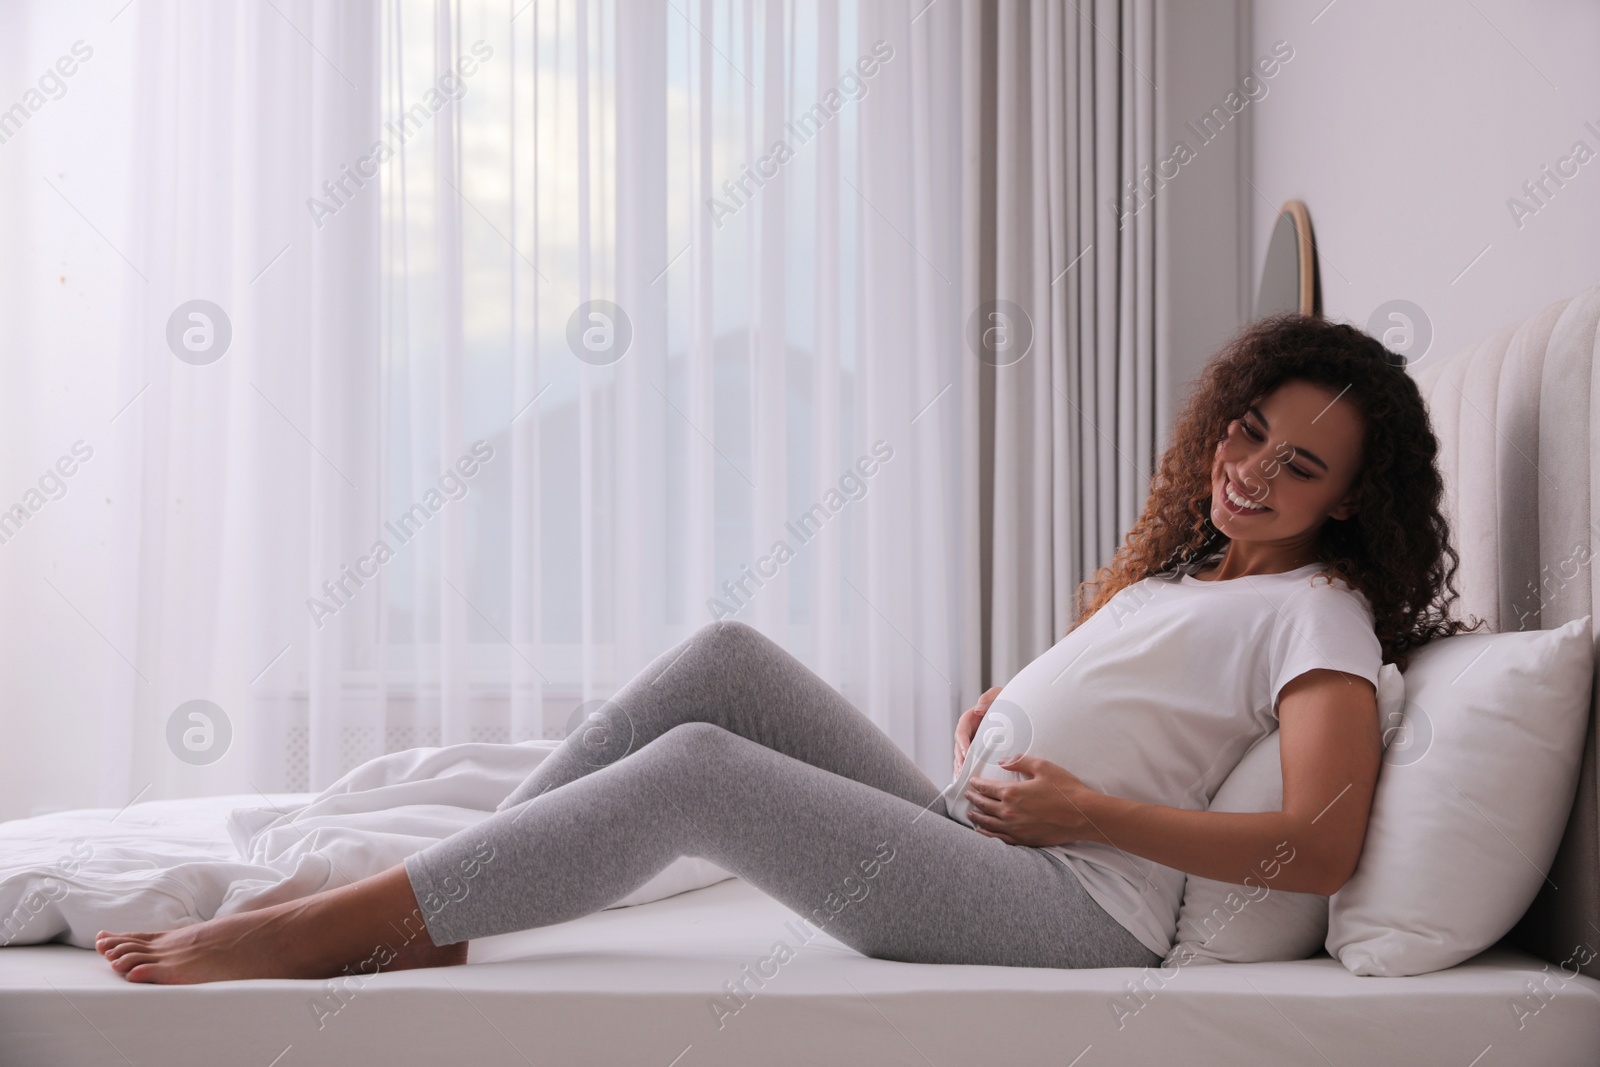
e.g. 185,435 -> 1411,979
1411,282 -> 1600,979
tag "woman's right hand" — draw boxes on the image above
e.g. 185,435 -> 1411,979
953,686 -> 1005,776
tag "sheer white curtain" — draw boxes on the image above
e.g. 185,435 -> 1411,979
0,0 -> 979,816
366,0 -> 977,790
97,1 -> 387,803
0,0 -> 1164,820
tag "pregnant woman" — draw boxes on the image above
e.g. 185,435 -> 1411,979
95,314 -> 1483,983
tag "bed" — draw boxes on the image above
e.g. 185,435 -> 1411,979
1,810 -> 1594,1067
3,284 -> 1600,1066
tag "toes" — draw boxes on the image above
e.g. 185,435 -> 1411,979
104,940 -> 151,962
124,961 -> 166,984
96,932 -> 153,952
110,951 -> 158,974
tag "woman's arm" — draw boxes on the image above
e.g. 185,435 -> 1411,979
963,668 -> 1381,896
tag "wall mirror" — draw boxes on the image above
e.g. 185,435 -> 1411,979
1255,200 -> 1320,318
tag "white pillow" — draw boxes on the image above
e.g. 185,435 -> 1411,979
1163,663 -> 1405,966
1326,616 -> 1595,976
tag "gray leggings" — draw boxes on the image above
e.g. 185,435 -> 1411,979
402,620 -> 1162,969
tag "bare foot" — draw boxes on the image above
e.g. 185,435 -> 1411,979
93,865 -> 466,984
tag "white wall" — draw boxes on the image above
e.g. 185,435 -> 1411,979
1250,0 -> 1600,367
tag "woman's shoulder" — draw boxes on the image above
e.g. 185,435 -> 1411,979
1282,566 -> 1376,623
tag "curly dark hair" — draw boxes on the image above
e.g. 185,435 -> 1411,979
1072,313 -> 1485,670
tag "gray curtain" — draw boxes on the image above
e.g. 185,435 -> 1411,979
965,0 -> 1161,687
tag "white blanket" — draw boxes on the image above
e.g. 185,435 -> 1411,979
0,740 -> 732,950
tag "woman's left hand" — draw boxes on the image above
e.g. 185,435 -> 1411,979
964,753 -> 1100,847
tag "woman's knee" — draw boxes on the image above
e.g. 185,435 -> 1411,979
691,618 -> 769,654
653,720 -> 742,756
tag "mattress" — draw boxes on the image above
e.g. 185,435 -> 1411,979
4,871 -> 1599,1067
5,777 -> 1599,1067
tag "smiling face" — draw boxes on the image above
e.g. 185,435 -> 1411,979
1208,378 -> 1365,557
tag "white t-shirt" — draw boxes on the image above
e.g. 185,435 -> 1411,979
945,553 -> 1383,958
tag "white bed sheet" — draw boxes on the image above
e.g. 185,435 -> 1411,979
4,872 -> 1599,1066
0,741 -> 732,951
